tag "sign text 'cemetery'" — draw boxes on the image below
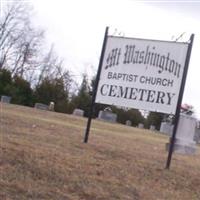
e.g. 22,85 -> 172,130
95,36 -> 188,114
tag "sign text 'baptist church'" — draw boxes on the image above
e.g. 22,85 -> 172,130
95,36 -> 189,114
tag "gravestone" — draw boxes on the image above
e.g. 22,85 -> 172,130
138,123 -> 144,129
126,120 -> 132,126
49,101 -> 55,111
160,122 -> 174,136
166,114 -> 196,154
34,103 -> 49,111
73,109 -> 84,117
150,125 -> 156,131
98,108 -> 117,123
1,95 -> 11,103
194,125 -> 200,144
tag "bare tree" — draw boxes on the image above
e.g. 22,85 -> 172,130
0,1 -> 75,93
37,44 -> 74,94
0,2 -> 44,80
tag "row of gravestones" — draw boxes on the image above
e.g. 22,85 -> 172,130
73,107 -> 118,123
2,95 -> 199,150
97,110 -> 200,154
2,94 -> 199,138
1,95 -> 55,112
2,94 -> 199,155
0,97 -> 157,132
73,108 -> 200,146
0,95 -> 181,134
73,108 -> 156,130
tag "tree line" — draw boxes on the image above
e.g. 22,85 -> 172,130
0,2 -> 164,129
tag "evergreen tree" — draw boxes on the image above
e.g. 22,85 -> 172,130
90,75 -> 107,117
11,75 -> 33,106
34,77 -> 69,113
0,69 -> 34,106
90,75 -> 145,123
0,69 -> 12,96
146,112 -> 164,130
111,106 -> 145,126
71,74 -> 91,117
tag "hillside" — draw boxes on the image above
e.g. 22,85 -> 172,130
1,102 -> 200,200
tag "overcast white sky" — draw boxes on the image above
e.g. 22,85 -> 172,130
2,0 -> 200,117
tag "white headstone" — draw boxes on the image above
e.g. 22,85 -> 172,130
126,120 -> 132,126
49,101 -> 55,111
34,103 -> 49,110
138,123 -> 144,129
73,109 -> 84,117
150,125 -> 156,131
98,110 -> 117,123
166,114 -> 196,155
194,128 -> 200,143
1,95 -> 11,103
160,122 -> 174,136
194,121 -> 200,143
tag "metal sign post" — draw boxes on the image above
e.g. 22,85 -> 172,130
166,34 -> 194,169
84,29 -> 194,173
84,27 -> 109,143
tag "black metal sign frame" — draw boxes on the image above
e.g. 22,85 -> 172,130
84,28 -> 194,170
166,34 -> 194,169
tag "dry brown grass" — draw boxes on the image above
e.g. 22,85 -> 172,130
0,102 -> 200,200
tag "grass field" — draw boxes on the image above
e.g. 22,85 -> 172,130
1,102 -> 200,200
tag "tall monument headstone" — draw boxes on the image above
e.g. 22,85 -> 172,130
166,114 -> 196,154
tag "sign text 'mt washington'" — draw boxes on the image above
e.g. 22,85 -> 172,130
95,36 -> 189,114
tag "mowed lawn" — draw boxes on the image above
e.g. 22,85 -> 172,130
0,103 -> 200,200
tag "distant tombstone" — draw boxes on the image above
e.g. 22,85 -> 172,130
126,120 -> 132,126
166,114 -> 196,155
138,123 -> 144,129
98,108 -> 117,123
34,103 -> 49,111
194,121 -> 200,143
194,128 -> 200,143
1,95 -> 11,103
49,101 -> 55,111
73,109 -> 84,117
150,125 -> 156,131
160,122 -> 174,136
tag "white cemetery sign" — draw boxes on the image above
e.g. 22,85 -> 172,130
95,36 -> 188,114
